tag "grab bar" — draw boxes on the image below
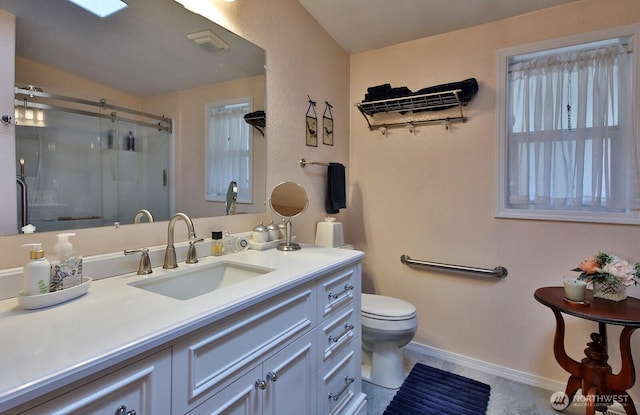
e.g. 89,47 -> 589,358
400,254 -> 508,278
16,176 -> 28,230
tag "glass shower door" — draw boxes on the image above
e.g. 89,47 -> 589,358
15,111 -> 103,232
100,119 -> 170,226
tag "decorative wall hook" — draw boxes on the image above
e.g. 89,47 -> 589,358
406,122 -> 415,134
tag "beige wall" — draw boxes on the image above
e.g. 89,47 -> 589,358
16,57 -> 143,107
348,0 -> 640,394
0,11 -> 17,235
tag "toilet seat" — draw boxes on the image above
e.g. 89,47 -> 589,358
361,293 -> 416,321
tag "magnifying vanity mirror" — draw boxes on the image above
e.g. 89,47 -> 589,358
269,182 -> 309,251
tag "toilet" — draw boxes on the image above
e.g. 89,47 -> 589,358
361,293 -> 417,389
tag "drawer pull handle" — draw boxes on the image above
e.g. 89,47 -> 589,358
328,376 -> 355,401
255,379 -> 267,390
114,406 -> 136,415
267,371 -> 278,382
329,323 -> 354,343
328,284 -> 354,300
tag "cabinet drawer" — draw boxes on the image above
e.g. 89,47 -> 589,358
317,347 -> 360,415
21,349 -> 171,415
317,266 -> 357,321
188,365 -> 262,415
317,306 -> 356,365
172,284 -> 315,414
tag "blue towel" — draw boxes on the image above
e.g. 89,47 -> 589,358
326,163 -> 346,214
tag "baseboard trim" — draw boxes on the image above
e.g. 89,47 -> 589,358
404,341 -> 566,392
403,341 -> 630,414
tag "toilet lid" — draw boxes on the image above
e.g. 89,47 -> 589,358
361,293 -> 416,320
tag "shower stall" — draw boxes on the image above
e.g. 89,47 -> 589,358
14,86 -> 172,232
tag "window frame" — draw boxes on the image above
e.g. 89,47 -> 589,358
204,97 -> 254,204
495,24 -> 640,225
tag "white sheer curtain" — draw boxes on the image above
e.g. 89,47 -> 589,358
207,105 -> 251,200
508,43 -> 636,212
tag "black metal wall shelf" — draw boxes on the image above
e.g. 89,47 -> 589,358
244,111 -> 265,136
356,89 -> 468,134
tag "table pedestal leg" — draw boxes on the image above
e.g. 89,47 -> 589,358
581,332 -> 611,414
579,329 -> 637,415
550,311 -> 638,415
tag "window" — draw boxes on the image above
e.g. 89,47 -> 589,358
205,98 -> 253,203
496,25 -> 640,224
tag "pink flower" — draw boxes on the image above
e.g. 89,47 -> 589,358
578,256 -> 600,274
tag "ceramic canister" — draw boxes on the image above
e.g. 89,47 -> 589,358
252,222 -> 269,243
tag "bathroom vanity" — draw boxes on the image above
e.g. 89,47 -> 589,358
0,246 -> 366,415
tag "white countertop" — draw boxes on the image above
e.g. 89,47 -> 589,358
0,246 -> 364,412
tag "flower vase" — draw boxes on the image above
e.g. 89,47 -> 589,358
592,281 -> 627,302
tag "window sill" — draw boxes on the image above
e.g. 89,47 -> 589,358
495,208 -> 640,225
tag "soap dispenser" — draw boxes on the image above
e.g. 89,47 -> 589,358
50,233 -> 83,291
21,243 -> 51,296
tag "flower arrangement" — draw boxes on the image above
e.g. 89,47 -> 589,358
572,252 -> 639,301
573,252 -> 640,288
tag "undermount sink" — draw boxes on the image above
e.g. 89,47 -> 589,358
128,261 -> 275,300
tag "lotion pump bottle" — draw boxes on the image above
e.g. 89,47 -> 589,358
21,243 -> 51,296
50,233 -> 83,291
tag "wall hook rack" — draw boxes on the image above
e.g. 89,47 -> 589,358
356,88 -> 468,133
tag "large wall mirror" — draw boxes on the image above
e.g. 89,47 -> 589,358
0,0 -> 266,236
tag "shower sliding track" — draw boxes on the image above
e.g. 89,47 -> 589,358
400,254 -> 508,278
15,87 -> 172,132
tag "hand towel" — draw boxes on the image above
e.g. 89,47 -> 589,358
326,163 -> 346,214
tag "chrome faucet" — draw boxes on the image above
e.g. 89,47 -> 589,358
133,209 -> 154,223
124,248 -> 152,275
163,213 -> 202,269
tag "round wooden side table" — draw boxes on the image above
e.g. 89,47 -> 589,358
535,286 -> 640,415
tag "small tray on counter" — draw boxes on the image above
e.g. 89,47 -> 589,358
249,236 -> 296,251
17,277 -> 92,310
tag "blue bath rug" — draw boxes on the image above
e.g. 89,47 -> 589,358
383,363 -> 491,415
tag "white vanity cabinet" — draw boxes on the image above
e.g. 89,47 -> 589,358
172,283 -> 316,414
20,348 -> 172,415
2,250 -> 366,415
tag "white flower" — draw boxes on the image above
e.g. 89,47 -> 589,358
602,258 -> 636,285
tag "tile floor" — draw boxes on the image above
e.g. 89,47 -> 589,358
363,349 -> 625,415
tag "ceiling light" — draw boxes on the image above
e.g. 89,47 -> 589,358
66,0 -> 128,18
187,29 -> 230,51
